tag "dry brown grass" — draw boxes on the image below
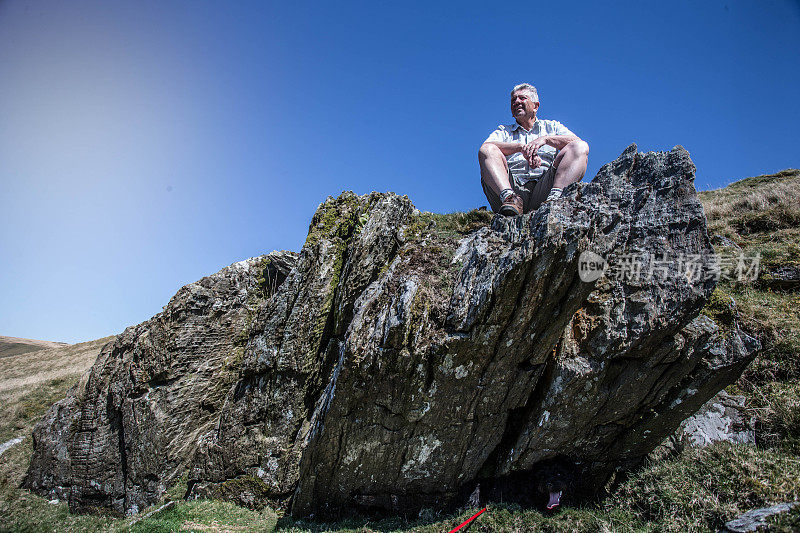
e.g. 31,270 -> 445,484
699,169 -> 800,244
0,336 -> 113,397
703,175 -> 799,219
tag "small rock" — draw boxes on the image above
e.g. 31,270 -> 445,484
759,265 -> 800,291
711,234 -> 742,252
676,391 -> 755,448
0,436 -> 24,457
723,501 -> 800,532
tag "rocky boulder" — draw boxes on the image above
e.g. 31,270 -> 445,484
25,144 -> 759,517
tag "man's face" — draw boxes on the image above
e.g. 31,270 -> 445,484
511,90 -> 539,120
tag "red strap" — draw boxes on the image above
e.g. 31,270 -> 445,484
448,507 -> 486,533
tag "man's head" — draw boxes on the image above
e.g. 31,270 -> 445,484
510,83 -> 539,122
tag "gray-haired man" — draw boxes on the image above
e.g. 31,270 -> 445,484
478,83 -> 589,216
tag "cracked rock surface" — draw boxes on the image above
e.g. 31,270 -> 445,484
25,145 -> 759,517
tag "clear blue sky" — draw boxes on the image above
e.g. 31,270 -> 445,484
1,1 -> 799,343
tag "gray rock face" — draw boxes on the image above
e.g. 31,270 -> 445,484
25,145 -> 759,518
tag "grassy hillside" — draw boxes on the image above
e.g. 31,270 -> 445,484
1,170 -> 798,532
0,336 -> 67,359
698,169 -> 800,455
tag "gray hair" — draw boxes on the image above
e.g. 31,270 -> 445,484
511,83 -> 539,102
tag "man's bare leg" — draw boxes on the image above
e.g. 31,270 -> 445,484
552,140 -> 590,189
478,143 -> 512,195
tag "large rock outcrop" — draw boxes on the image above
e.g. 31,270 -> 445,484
25,145 -> 759,517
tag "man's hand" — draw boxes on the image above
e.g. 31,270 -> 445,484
521,137 -> 549,167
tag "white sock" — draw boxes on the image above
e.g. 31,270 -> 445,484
546,187 -> 563,201
500,188 -> 514,202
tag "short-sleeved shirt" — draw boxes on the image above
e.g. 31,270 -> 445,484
484,119 -> 574,185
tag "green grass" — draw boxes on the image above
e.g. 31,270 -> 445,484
608,443 -> 800,533
129,500 -> 278,533
744,381 -> 800,454
276,504 -> 643,532
721,285 -> 800,384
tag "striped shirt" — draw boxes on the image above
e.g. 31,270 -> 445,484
484,119 -> 574,185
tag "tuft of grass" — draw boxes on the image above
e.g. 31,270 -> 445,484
699,169 -> 800,264
724,287 -> 800,384
744,381 -> 800,454
699,286 -> 737,331
419,209 -> 494,237
700,172 -> 800,288
204,475 -> 276,510
398,208 -> 493,248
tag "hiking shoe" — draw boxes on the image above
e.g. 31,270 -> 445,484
499,192 -> 523,216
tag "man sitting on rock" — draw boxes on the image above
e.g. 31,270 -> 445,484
479,83 -> 590,216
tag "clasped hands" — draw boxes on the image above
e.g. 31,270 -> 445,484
520,136 -> 549,168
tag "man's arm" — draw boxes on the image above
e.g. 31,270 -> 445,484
483,140 -> 544,167
483,134 -> 584,166
541,134 -> 580,151
481,141 -> 523,156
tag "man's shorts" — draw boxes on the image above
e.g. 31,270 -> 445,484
481,164 -> 557,215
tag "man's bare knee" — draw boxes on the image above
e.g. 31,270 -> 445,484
478,143 -> 504,162
565,139 -> 589,158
